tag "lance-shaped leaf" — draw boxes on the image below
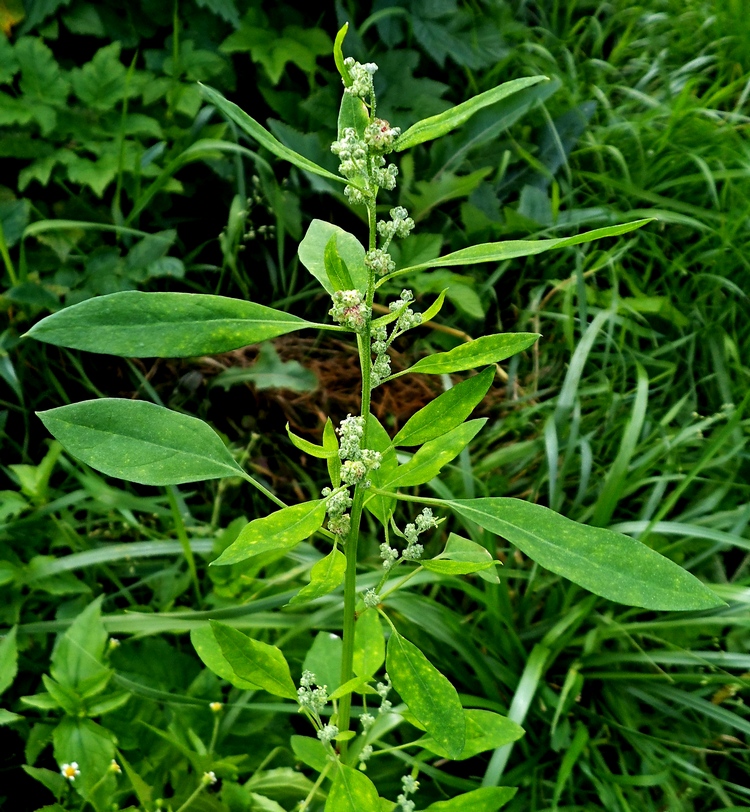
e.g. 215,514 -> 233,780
200,83 -> 352,187
393,367 -> 495,446
286,423 -> 335,459
394,76 -> 548,152
27,291 -> 316,357
210,621 -> 297,699
213,500 -> 327,566
448,498 -> 725,611
383,220 -> 652,280
419,709 -> 523,760
422,787 -> 517,812
333,23 -> 352,86
299,220 -> 367,295
386,630 -> 465,759
324,234 -> 355,292
324,418 -> 341,487
383,419 -> 486,489
394,333 -> 539,377
325,765 -> 381,812
288,548 -> 346,606
38,399 -> 245,485
421,534 -> 499,583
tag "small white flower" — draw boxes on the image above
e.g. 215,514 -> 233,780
202,771 -> 217,785
60,762 -> 80,782
109,759 -> 122,774
209,701 -> 223,713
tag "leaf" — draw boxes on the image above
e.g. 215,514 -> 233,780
333,23 -> 352,86
70,42 -> 127,111
286,424 -> 334,459
353,609 -> 385,678
324,418 -> 341,487
422,533 -> 499,583
422,787 -> 517,811
210,621 -> 297,700
211,343 -> 317,393
386,630 -> 465,759
26,291 -> 316,357
400,333 -> 539,376
298,220 -> 367,295
394,76 -> 548,151
393,367 -> 494,446
200,83 -> 350,186
194,0 -> 240,26
291,735 -> 328,772
190,626 -> 258,690
50,597 -> 108,690
447,498 -> 725,610
383,419 -> 486,489
364,414 -> 397,525
419,709 -> 523,760
420,289 -> 447,323
0,709 -> 22,725
212,500 -> 327,566
325,765 -> 381,812
0,626 -> 18,696
38,399 -> 246,486
52,717 -> 116,810
288,548 -> 346,605
324,234 -> 355,292
303,632 -> 343,693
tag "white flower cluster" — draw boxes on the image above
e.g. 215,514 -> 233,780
389,289 -> 422,333
378,207 -> 416,244
379,540 -> 399,570
337,414 -> 381,486
329,289 -> 370,332
318,723 -> 339,745
371,326 -> 391,388
365,118 -> 401,152
343,57 -> 377,100
298,670 -> 329,715
402,508 -> 439,561
365,248 -> 396,277
363,588 -> 380,608
371,157 -> 399,191
376,675 -> 392,715
322,486 -> 353,538
397,774 -> 420,811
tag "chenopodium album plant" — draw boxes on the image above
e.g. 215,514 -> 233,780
27,27 -> 723,812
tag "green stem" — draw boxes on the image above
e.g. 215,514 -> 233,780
0,218 -> 17,286
371,488 -> 447,508
174,781 -> 207,812
167,486 -> 201,602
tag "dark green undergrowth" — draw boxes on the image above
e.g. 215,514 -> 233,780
1,1 -> 749,811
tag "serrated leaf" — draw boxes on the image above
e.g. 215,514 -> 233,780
71,42 -> 127,111
422,787 -> 517,811
400,333 -> 539,376
213,500 -> 327,566
190,626 -> 258,690
0,626 -> 18,696
394,367 -> 494,446
299,220 -> 367,295
386,630 -> 465,759
194,0 -> 240,26
26,291 -> 316,357
325,765 -> 381,812
419,709 -> 523,760
38,399 -> 245,486
210,621 -> 297,699
394,76 -> 548,151
288,548 -> 346,605
353,609 -> 385,678
384,419 -> 486,489
448,498 -> 725,610
422,533 -> 499,583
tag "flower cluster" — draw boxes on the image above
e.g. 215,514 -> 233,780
371,326 -> 391,387
298,670 -> 329,715
365,118 -> 400,153
402,508 -> 440,561
379,540 -> 399,570
376,675 -> 393,715
329,289 -> 370,333
337,414 -> 381,486
397,774 -> 420,812
322,487 -> 353,538
365,248 -> 395,277
343,57 -> 377,101
363,588 -> 380,608
378,207 -> 416,245
318,723 -> 339,745
389,289 -> 422,334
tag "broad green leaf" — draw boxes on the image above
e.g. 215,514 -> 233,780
26,291 -> 315,357
70,42 -> 127,111
353,609 -> 385,678
324,234 -> 355,292
448,498 -> 725,610
325,765 -> 381,812
364,414 -> 397,524
390,220 -> 652,276
190,626 -> 258,690
394,76 -> 548,152
291,735 -> 329,772
383,419 -> 486,489
210,621 -> 297,699
419,709 -> 523,760
333,23 -> 352,86
0,627 -> 18,697
422,533 -> 499,584
52,717 -> 116,810
0,709 -> 22,725
288,548 -> 346,605
50,597 -> 108,690
303,632 -> 343,692
396,333 -> 539,376
38,399 -> 245,486
286,424 -> 334,459
323,418 -> 341,487
200,83 -> 351,186
393,367 -> 494,446
298,220 -> 367,295
386,630 -> 465,759
213,500 -> 326,566
422,787 -> 517,811
210,342 -> 317,393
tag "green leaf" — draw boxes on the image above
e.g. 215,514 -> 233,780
0,626 -> 18,696
394,76 -> 548,152
200,83 -> 350,186
210,342 -> 317,393
210,621 -> 297,700
287,424 -> 334,459
325,765 -> 381,812
26,291 -> 315,357
420,289 -> 447,323
422,533 -> 499,583
52,717 -> 116,810
324,234 -> 355,292
288,548 -> 346,605
298,220 -> 367,295
383,419 -> 486,489
447,498 -> 725,610
70,42 -> 127,111
303,632 -> 342,693
290,735 -> 328,772
190,626 -> 258,690
324,418 -> 341,487
353,609 -> 385,678
0,709 -> 22,725
393,367 -> 494,446
333,23 -> 352,86
50,598 -> 108,690
213,500 -> 327,566
398,334 -> 539,376
194,0 -> 240,26
38,399 -> 246,486
386,630 -> 465,759
419,709 -> 523,759
364,414 -> 397,524
422,787 -> 517,811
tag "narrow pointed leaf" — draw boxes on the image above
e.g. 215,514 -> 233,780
422,534 -> 499,583
394,367 -> 495,446
38,399 -> 245,485
333,23 -> 352,86
324,234 -> 355,292
386,630 -> 465,759
325,764 -> 381,812
299,220 -> 367,295
383,419 -> 486,489
394,76 -> 548,152
398,333 -> 539,376
420,289 -> 448,323
200,84 -> 351,187
286,424 -> 335,459
324,418 -> 341,487
288,548 -> 346,605
210,621 -> 297,699
448,498 -> 725,610
353,609 -> 385,678
419,709 -> 523,760
213,500 -> 327,566
27,291 -> 315,357
422,787 -> 517,811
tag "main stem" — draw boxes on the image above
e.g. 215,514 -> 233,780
338,197 -> 378,747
